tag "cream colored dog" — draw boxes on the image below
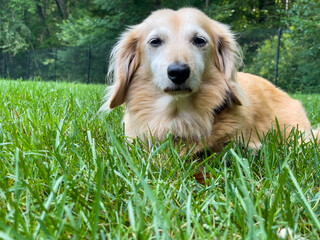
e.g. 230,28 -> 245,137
101,8 -> 319,152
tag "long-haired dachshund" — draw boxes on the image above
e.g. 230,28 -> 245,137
101,8 -> 319,152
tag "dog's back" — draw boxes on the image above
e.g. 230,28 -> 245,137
238,72 -> 311,131
239,73 -> 319,141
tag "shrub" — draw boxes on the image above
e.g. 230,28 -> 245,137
244,0 -> 320,93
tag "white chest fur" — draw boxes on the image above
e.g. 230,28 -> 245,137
124,94 -> 214,141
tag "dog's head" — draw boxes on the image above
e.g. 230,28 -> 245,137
103,8 -> 243,109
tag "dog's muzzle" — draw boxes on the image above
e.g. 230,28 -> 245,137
167,63 -> 190,85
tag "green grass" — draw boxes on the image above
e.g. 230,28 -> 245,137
0,79 -> 319,239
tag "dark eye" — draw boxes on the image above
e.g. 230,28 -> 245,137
149,38 -> 163,47
192,36 -> 207,47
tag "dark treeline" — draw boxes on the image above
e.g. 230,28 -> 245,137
0,0 -> 319,92
0,0 -> 288,51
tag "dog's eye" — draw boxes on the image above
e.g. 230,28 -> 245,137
148,38 -> 163,47
192,36 -> 207,47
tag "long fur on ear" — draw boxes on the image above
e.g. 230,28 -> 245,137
212,21 -> 242,83
211,21 -> 246,106
101,25 -> 141,110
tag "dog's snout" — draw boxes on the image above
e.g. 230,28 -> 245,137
167,63 -> 190,85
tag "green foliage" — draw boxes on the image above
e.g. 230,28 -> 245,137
58,0 -> 203,46
57,0 -> 285,46
0,0 -> 35,54
0,79 -> 319,238
244,33 -> 298,91
58,15 -> 113,46
58,0 -> 153,45
0,0 -> 77,53
245,0 -> 320,93
205,0 -> 284,31
284,0 -> 320,92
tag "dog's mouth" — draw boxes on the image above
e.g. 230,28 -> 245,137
164,87 -> 192,95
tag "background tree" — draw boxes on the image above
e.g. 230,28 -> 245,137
247,0 -> 320,93
0,0 -> 287,50
0,0 -> 35,54
57,0 -> 286,46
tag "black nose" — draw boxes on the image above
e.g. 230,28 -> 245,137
167,63 -> 190,85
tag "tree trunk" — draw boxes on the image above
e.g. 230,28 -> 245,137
155,0 -> 161,7
36,1 -> 50,43
55,0 -> 69,20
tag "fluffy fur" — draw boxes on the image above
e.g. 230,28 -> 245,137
101,8 -> 319,152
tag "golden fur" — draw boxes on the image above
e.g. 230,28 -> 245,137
101,8 -> 319,152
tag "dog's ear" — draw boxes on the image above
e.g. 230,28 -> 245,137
212,21 -> 244,105
106,25 -> 141,109
212,21 -> 241,82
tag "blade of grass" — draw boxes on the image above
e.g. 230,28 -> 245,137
286,166 -> 320,231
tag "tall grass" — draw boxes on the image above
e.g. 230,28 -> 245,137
0,79 -> 319,239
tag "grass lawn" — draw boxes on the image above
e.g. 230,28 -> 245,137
0,79 -> 319,239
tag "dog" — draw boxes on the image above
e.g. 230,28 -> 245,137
100,8 -> 319,153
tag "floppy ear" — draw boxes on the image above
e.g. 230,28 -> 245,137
212,21 -> 241,82
212,21 -> 245,105
106,25 -> 141,109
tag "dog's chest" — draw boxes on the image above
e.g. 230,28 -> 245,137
125,95 -> 214,141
